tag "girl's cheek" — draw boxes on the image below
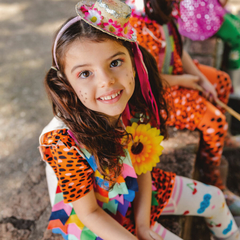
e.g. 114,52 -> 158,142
128,71 -> 135,85
78,90 -> 85,103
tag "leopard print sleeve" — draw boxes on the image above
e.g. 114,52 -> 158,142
39,129 -> 94,203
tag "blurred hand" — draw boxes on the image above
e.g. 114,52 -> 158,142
198,77 -> 218,103
178,74 -> 200,89
137,226 -> 163,240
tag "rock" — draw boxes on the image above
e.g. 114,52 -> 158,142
184,37 -> 224,69
41,229 -> 64,240
28,205 -> 51,240
1,161 -> 49,221
0,222 -> 30,240
0,160 -> 50,239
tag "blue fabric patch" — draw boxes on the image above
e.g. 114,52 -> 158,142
49,209 -> 69,225
125,177 -> 139,192
95,177 -> 109,189
117,199 -> 130,216
86,155 -> 98,171
223,220 -> 233,235
197,194 -> 212,214
123,189 -> 135,202
52,228 -> 68,240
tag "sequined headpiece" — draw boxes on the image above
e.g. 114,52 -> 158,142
76,0 -> 137,42
52,0 -> 160,126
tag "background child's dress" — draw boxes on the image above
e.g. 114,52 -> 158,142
128,0 -> 231,188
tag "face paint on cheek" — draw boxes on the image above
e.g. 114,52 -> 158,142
129,74 -> 135,84
79,91 -> 84,99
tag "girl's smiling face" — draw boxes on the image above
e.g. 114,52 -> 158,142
64,39 -> 135,123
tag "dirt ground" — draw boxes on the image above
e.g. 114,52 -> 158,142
0,0 -> 77,211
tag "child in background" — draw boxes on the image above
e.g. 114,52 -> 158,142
39,0 -> 240,239
178,0 -> 240,95
127,0 -> 240,216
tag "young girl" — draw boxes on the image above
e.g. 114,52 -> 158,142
178,0 -> 240,94
39,0 -> 240,239
127,0 -> 240,216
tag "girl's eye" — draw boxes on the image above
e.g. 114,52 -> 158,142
110,59 -> 123,68
79,71 -> 92,79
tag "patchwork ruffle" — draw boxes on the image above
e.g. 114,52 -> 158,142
47,148 -> 138,239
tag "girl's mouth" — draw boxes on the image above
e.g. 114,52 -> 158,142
98,90 -> 123,103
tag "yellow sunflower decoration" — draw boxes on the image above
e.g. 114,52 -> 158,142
125,122 -> 164,175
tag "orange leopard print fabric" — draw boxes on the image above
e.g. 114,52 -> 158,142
40,129 -> 94,203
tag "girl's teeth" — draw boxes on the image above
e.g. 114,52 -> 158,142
100,91 -> 120,100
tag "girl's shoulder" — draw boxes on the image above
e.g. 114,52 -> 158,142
39,117 -> 89,165
40,128 -> 74,148
39,116 -> 97,162
39,117 -> 69,144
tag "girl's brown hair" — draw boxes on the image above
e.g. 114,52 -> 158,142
45,18 -> 168,184
144,0 -> 173,25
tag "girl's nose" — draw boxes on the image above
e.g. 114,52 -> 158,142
98,70 -> 116,88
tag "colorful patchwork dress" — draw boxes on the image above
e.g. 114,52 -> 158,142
39,117 -> 176,239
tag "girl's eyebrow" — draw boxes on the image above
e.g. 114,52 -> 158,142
71,63 -> 90,73
71,51 -> 126,73
108,51 -> 126,60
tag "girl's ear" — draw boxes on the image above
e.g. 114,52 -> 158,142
133,69 -> 136,78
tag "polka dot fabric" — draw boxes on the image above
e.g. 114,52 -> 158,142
164,64 -> 231,170
163,64 -> 231,132
198,101 -> 228,167
162,86 -> 207,131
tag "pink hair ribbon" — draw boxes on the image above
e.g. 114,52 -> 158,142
131,42 -> 160,126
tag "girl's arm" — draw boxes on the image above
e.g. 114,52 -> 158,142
134,171 -> 163,240
181,49 -> 218,101
72,189 -> 137,240
161,73 -> 200,88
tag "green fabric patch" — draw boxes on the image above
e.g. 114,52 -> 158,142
109,182 -> 129,199
103,200 -> 118,215
151,191 -> 159,206
54,192 -> 63,204
81,227 -> 97,240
